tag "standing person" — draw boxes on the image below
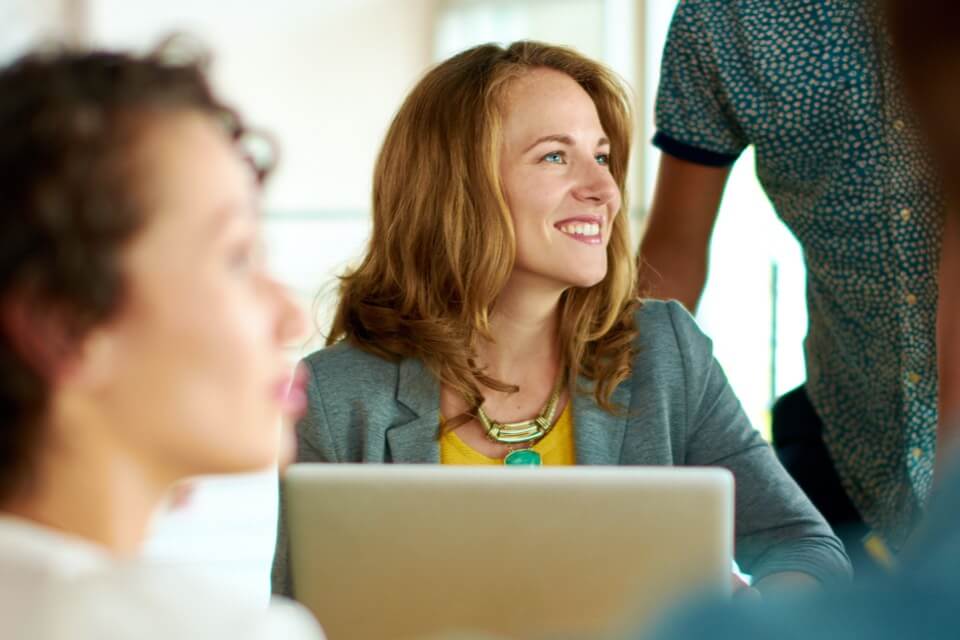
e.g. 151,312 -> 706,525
638,0 -> 949,569
0,44 -> 322,639
272,40 -> 850,599
640,2 -> 960,635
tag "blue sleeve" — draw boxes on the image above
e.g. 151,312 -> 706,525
653,0 -> 748,166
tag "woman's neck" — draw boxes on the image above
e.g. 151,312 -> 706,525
3,419 -> 171,557
480,275 -> 564,379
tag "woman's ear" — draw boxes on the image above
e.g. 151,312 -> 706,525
0,294 -> 116,390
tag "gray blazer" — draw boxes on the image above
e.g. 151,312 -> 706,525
272,300 -> 851,596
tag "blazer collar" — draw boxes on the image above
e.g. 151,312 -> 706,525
571,375 -> 631,465
385,357 -> 441,463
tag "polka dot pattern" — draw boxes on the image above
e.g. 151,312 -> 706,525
654,0 -> 944,549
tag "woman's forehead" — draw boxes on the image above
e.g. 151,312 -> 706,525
500,69 -> 605,143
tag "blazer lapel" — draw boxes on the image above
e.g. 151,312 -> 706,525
384,361 -> 632,465
385,357 -> 441,463
572,376 -> 632,465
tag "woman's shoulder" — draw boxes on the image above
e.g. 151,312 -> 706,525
632,298 -> 705,347
300,339 -> 404,405
628,299 -> 713,377
302,339 -> 398,377
632,298 -> 681,326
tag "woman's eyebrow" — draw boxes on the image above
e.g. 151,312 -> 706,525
523,134 -> 610,153
524,133 -> 573,153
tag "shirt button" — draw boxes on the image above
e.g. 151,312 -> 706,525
905,293 -> 918,306
894,119 -> 906,132
912,447 -> 924,460
908,371 -> 921,384
900,208 -> 912,222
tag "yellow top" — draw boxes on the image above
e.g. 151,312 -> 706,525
440,403 -> 576,465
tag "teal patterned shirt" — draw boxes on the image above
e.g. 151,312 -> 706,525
654,0 -> 943,549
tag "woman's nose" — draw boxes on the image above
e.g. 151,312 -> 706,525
572,158 -> 620,208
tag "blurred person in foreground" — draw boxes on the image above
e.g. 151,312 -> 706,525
640,1 -> 960,637
638,0 -> 951,572
0,42 -> 323,639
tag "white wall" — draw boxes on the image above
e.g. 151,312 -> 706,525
0,0 -> 76,59
89,0 -> 437,213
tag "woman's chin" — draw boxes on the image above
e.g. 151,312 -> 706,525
199,445 -> 281,476
510,263 -> 608,294
563,269 -> 608,290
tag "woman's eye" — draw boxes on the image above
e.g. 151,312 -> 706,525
542,151 -> 566,164
596,153 -> 610,166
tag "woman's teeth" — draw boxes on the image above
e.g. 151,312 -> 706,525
558,222 -> 601,236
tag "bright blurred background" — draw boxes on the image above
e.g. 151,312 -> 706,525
2,0 -> 806,604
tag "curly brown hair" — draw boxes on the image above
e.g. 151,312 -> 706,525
328,41 -> 639,422
0,40 -> 265,504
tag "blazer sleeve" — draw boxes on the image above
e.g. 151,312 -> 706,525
665,301 -> 852,583
271,357 -> 341,597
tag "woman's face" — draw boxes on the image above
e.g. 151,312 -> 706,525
76,111 -> 304,480
499,67 -> 621,292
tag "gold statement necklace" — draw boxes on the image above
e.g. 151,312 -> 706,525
476,376 -> 564,466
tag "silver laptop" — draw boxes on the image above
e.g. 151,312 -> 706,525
284,464 -> 733,640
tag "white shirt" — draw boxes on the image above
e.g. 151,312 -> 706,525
0,515 -> 324,640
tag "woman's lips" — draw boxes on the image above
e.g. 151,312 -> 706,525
275,364 -> 308,420
554,216 -> 604,245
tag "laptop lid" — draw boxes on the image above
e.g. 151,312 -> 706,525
284,464 -> 732,640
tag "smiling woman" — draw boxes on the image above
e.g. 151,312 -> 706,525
273,40 -> 852,599
329,41 -> 639,422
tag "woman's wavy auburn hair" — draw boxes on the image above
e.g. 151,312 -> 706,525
329,41 -> 639,417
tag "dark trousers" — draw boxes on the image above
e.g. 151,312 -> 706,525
772,385 -> 880,577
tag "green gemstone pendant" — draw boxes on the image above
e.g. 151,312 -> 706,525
504,449 -> 542,466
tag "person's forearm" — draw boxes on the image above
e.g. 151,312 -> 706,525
636,155 -> 729,313
638,231 -> 709,312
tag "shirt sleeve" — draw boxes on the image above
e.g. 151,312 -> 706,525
665,301 -> 852,584
653,0 -> 749,167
